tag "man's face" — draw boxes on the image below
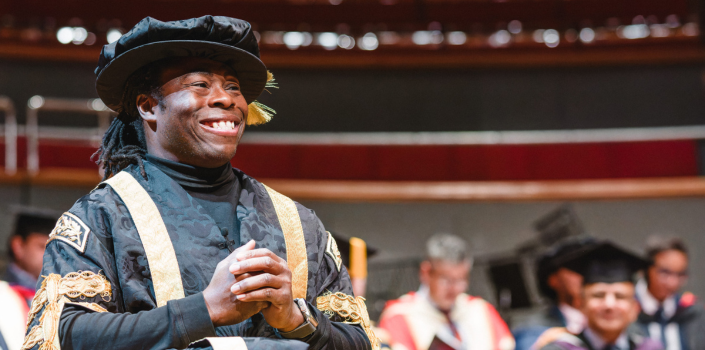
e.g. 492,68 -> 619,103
419,259 -> 471,311
11,233 -> 49,278
548,267 -> 584,308
647,249 -> 688,301
139,57 -> 248,168
582,282 -> 639,338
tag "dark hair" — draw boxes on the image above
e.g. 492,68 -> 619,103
92,62 -> 164,180
7,210 -> 60,261
645,236 -> 688,265
536,236 -> 597,301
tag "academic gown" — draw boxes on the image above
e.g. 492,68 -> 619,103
540,327 -> 662,350
636,292 -> 705,350
512,304 -> 566,350
22,161 -> 374,350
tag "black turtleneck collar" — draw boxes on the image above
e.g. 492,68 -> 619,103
145,154 -> 235,192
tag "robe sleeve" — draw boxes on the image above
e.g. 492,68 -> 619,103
294,206 -> 374,350
24,191 -> 306,350
21,197 -> 220,350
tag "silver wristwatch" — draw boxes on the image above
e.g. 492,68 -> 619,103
277,298 -> 319,339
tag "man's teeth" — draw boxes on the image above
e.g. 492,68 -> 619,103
209,121 -> 236,130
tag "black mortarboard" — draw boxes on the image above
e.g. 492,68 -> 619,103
536,237 -> 598,299
557,241 -> 648,285
95,15 -> 267,110
330,232 -> 378,268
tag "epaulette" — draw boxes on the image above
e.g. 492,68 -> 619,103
47,212 -> 91,253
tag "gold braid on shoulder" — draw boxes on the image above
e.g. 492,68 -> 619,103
22,271 -> 111,350
317,291 -> 381,350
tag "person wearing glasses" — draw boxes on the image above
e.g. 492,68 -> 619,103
635,236 -> 705,349
378,234 -> 514,350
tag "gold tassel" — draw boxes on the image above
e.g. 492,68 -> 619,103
247,70 -> 278,126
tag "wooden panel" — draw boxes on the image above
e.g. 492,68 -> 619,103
264,177 -> 705,201
1,169 -> 704,201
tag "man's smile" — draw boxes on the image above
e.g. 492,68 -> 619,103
199,117 -> 242,136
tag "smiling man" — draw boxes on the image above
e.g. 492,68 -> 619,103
22,16 -> 376,350
539,241 -> 662,350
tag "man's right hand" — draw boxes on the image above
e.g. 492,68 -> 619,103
203,240 -> 269,327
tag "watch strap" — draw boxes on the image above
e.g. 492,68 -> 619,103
277,299 -> 317,339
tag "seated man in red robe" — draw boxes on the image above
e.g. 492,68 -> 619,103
379,234 -> 514,350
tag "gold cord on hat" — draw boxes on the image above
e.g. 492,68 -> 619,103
247,71 -> 277,125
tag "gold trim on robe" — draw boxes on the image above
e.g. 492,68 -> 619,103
104,171 -> 186,307
317,292 -> 380,350
263,184 -> 308,300
22,271 -> 111,350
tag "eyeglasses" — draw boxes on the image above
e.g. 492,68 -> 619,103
432,275 -> 469,288
654,266 -> 688,280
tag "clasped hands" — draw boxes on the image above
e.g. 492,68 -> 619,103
203,240 -> 304,331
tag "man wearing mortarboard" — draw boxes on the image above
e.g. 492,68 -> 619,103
513,238 -> 596,350
21,16 -> 377,350
538,241 -> 662,350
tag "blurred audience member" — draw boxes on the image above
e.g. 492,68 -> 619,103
330,232 -> 378,298
379,234 -> 515,350
0,279 -> 30,350
635,236 -> 705,349
1,209 -> 57,350
3,209 -> 58,297
538,241 -> 661,350
512,238 -> 596,350
330,232 -> 392,349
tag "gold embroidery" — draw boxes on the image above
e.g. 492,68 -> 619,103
104,171 -> 185,307
47,212 -> 91,253
59,271 -> 111,300
263,184 -> 308,300
326,231 -> 342,272
317,292 -> 380,350
22,272 -> 112,350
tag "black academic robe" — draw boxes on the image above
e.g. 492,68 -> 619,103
540,326 -> 662,350
512,304 -> 566,350
636,294 -> 705,350
23,162 -> 373,350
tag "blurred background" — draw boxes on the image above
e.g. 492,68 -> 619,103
1,0 -> 705,324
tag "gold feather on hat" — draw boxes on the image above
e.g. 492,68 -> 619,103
247,71 -> 278,126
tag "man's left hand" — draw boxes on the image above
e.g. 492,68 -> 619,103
229,247 -> 305,331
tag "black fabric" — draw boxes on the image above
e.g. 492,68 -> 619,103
536,237 -> 598,300
95,15 -> 267,109
636,296 -> 705,350
27,163 -> 367,350
145,155 -> 235,192
512,304 -> 567,350
328,231 -> 377,268
145,155 -> 241,249
539,326 -> 663,350
556,241 -> 648,285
